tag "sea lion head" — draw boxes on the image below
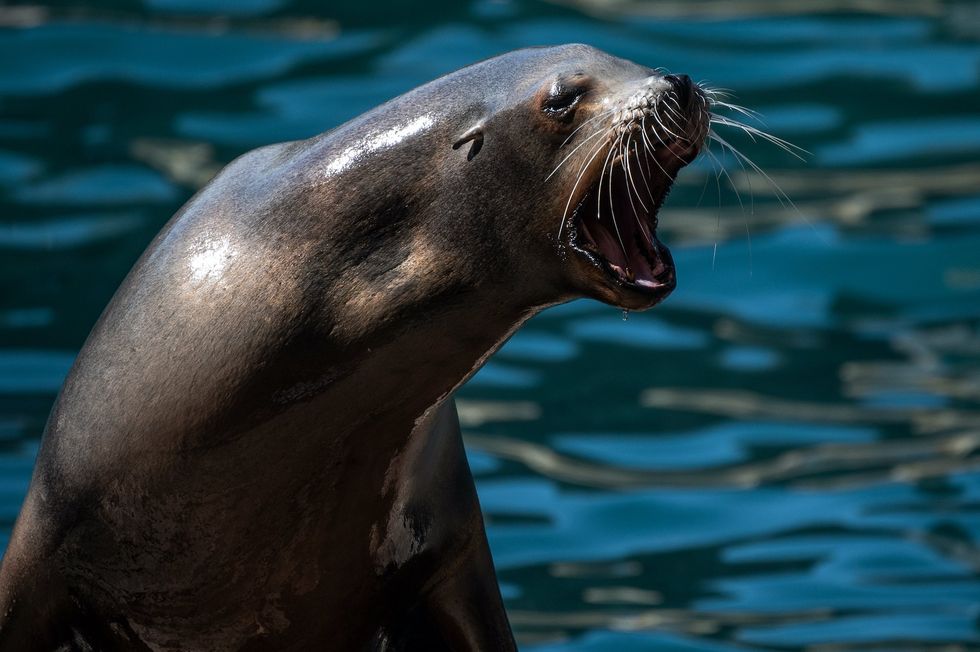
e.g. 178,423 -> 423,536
314,45 -> 709,316
444,44 -> 709,311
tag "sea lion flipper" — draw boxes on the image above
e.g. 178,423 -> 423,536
428,400 -> 516,650
420,539 -> 517,652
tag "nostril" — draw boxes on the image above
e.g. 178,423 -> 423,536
664,73 -> 691,86
665,73 -> 693,104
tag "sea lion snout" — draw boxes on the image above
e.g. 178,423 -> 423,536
551,62 -> 711,311
613,73 -> 708,156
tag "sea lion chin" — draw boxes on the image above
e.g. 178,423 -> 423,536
0,44 -> 708,651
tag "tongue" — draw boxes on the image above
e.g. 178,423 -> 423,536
589,179 -> 672,288
593,225 -> 671,287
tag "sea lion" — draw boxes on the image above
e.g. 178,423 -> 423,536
0,44 -> 708,650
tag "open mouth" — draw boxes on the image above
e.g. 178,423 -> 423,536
568,136 -> 700,301
559,72 -> 708,308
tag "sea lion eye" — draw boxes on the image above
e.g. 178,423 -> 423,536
541,81 -> 587,119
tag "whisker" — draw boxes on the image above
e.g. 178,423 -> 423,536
699,84 -> 734,100
551,80 -> 810,260
560,105 -> 618,149
710,100 -> 765,123
696,92 -> 710,138
556,131 -> 614,243
622,132 -> 648,213
710,138 -> 746,216
639,116 -> 674,201
711,135 -> 758,275
620,133 -> 648,239
645,113 -> 687,173
597,135 -> 630,261
709,115 -> 808,160
631,137 -> 658,207
700,147 -> 724,270
652,99 -> 684,142
652,100 -> 697,168
707,129 -> 797,210
663,94 -> 688,134
693,157 -> 713,210
713,128 -> 826,243
546,126 -> 608,181
718,134 -> 757,276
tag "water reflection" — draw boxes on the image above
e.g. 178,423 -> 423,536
0,0 -> 978,650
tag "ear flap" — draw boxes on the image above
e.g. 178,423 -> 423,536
452,125 -> 484,161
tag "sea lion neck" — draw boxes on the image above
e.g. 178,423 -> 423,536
292,257 -> 541,438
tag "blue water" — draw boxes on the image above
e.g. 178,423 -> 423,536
1,1 -> 979,649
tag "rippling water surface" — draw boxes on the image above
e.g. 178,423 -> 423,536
2,1 -> 979,649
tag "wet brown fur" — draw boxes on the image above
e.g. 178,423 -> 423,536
0,44 -> 696,650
